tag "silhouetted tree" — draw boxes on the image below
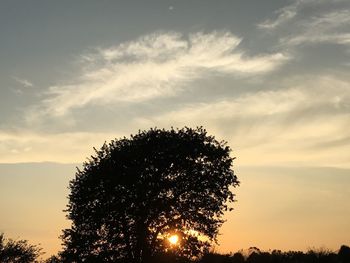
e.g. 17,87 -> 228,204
61,127 -> 239,263
0,233 -> 42,263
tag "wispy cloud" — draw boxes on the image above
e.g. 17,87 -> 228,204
257,1 -> 298,29
258,0 -> 350,47
143,75 -> 349,123
13,76 -> 34,88
29,31 -> 287,118
282,9 -> 350,46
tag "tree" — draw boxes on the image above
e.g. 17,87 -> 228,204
0,233 -> 42,263
61,127 -> 239,263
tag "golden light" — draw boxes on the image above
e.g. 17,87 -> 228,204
168,234 -> 179,245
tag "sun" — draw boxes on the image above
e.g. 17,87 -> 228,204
168,234 -> 179,245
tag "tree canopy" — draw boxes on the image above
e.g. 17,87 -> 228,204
61,127 -> 239,263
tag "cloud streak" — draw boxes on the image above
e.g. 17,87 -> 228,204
13,76 -> 34,88
258,0 -> 350,47
257,1 -> 298,29
0,131 -> 120,163
282,10 -> 350,46
31,31 -> 287,117
144,75 -> 349,124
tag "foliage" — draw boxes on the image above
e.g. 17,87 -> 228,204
61,127 -> 239,262
0,233 -> 42,263
44,255 -> 61,263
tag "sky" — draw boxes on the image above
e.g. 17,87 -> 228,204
0,0 -> 349,258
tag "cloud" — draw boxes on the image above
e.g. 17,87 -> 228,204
257,1 -> 298,29
30,31 -> 287,118
2,75 -> 349,167
258,0 -> 350,47
142,75 -> 349,124
281,10 -> 350,46
134,76 -> 350,167
13,76 -> 34,88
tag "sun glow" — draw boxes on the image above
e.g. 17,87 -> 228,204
168,234 -> 179,245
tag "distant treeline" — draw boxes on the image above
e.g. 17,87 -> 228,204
46,245 -> 350,262
197,246 -> 350,263
41,245 -> 350,263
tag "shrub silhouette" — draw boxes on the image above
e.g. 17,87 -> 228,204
0,233 -> 42,263
338,245 -> 350,263
61,127 -> 239,263
44,255 -> 61,263
232,252 -> 245,263
200,252 -> 232,263
44,255 -> 62,263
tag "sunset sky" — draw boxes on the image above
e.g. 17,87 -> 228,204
0,0 -> 350,258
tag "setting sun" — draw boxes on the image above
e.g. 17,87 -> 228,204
168,235 -> 179,245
